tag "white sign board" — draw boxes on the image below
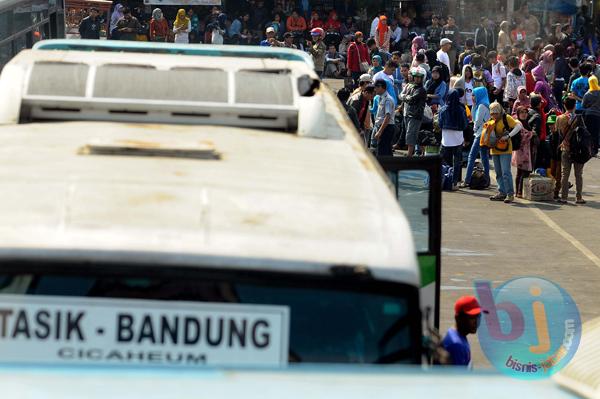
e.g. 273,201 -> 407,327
0,295 -> 289,368
143,0 -> 221,5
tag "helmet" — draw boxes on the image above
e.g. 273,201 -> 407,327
410,66 -> 426,78
310,27 -> 324,37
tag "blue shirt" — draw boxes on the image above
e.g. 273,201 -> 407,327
442,328 -> 471,366
228,19 -> 241,38
571,76 -> 589,110
260,39 -> 271,47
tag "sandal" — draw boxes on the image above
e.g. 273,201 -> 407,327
576,198 -> 586,204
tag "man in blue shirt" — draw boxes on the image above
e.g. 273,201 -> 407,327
260,27 -> 277,47
570,63 -> 592,110
442,296 -> 486,366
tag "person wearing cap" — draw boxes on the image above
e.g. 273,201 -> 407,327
442,296 -> 485,367
399,67 -> 427,157
260,27 -> 277,46
281,32 -> 297,49
351,74 -> 373,96
437,38 -> 452,75
346,32 -> 370,85
308,28 -> 326,77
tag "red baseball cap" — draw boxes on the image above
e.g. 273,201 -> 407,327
454,296 -> 486,316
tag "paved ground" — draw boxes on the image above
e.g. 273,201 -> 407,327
440,157 -> 600,369
324,77 -> 600,368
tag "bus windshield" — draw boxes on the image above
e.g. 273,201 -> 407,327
0,262 -> 421,366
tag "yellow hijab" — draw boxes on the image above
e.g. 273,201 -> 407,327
174,9 -> 190,30
589,75 -> 600,92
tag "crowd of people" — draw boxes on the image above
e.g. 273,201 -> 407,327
334,5 -> 599,205
76,2 -> 600,204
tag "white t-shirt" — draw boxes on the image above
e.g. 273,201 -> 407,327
491,62 -> 507,89
437,50 -> 451,73
370,17 -> 379,38
464,80 -> 474,106
442,129 -> 464,147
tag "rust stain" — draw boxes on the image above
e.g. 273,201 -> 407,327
173,171 -> 187,177
241,213 -> 269,226
128,192 -> 176,206
117,139 -> 162,149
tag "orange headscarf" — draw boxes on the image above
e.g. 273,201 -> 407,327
377,15 -> 387,45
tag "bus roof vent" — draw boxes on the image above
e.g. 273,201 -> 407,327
1,51 -> 332,139
553,317 -> 600,399
79,139 -> 221,160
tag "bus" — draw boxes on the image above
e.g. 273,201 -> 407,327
0,44 -> 441,368
0,0 -> 65,69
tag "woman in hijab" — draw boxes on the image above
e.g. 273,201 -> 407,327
582,75 -> 600,156
411,36 -> 425,58
149,8 -> 168,42
462,86 -> 491,188
532,64 -> 558,111
173,9 -> 191,43
512,86 -> 531,114
439,89 -> 469,190
368,55 -> 383,76
487,101 -> 523,203
454,64 -> 477,108
425,65 -> 448,111
109,4 -> 124,38
375,15 -> 391,53
523,59 -> 537,94
323,10 -> 341,32
539,50 -> 554,80
512,106 -> 535,198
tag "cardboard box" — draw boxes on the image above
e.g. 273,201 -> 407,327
524,175 -> 555,201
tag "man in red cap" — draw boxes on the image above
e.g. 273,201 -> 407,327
441,295 -> 485,366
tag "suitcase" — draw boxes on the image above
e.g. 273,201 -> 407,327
524,175 -> 555,201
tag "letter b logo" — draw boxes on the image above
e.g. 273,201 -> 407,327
475,281 -> 524,341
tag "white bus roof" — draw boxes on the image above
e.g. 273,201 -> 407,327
0,49 -> 419,286
0,366 -> 580,399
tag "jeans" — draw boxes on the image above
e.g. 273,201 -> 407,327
464,137 -> 490,184
492,153 -> 514,196
442,145 -> 463,185
561,150 -> 584,200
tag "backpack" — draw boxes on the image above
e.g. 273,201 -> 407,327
469,166 -> 490,190
504,114 -> 522,151
442,165 -> 454,191
568,115 -> 593,164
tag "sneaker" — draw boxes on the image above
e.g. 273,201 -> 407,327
504,195 -> 515,203
459,182 -> 469,188
557,198 -> 568,204
489,193 -> 506,201
452,184 -> 460,191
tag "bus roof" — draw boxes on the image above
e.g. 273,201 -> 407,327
0,49 -> 418,285
32,40 -> 315,69
0,366 -> 580,399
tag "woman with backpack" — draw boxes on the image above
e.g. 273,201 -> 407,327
483,102 -> 523,203
462,87 -> 491,188
512,106 -> 535,198
439,89 -> 469,190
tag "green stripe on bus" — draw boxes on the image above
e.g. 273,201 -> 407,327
418,255 -> 437,287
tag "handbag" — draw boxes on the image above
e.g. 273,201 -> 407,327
356,44 -> 370,73
423,105 -> 434,123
